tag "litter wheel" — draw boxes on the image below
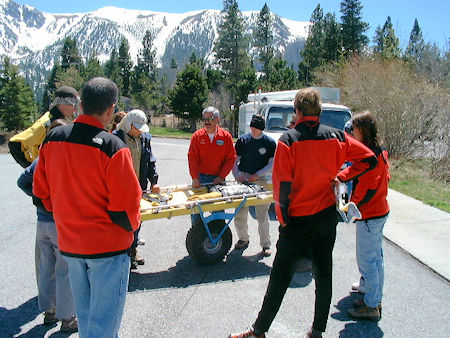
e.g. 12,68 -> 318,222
186,219 -> 232,265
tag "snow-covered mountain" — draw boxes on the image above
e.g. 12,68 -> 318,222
0,0 -> 311,95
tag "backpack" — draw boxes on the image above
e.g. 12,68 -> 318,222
8,112 -> 51,168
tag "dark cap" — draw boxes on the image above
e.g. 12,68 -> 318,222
250,115 -> 265,131
55,86 -> 79,98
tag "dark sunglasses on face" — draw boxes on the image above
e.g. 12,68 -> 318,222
202,116 -> 215,122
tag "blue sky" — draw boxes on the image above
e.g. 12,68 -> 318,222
15,0 -> 449,50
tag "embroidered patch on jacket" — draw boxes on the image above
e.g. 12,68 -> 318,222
92,137 -> 103,145
216,140 -> 225,146
258,147 -> 267,155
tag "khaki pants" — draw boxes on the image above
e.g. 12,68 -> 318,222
234,204 -> 271,248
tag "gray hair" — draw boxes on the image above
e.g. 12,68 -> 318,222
202,106 -> 220,119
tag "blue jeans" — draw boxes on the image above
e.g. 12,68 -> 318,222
355,214 -> 389,308
64,253 -> 131,338
191,173 -> 219,225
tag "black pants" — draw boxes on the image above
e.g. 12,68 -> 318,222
253,206 -> 338,334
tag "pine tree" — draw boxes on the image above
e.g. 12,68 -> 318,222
118,38 -> 133,97
340,0 -> 369,56
214,0 -> 248,96
170,58 -> 178,69
254,3 -> 274,79
323,13 -> 343,63
0,57 -> 37,131
168,60 -> 209,131
266,57 -> 299,91
104,48 -> 123,92
373,16 -> 401,59
131,30 -> 161,114
298,5 -> 325,84
42,62 -> 62,111
83,52 -> 104,81
60,37 -> 82,71
405,18 -> 425,61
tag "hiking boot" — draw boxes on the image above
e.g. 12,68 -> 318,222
228,327 -> 266,338
351,281 -> 366,294
60,316 -> 78,333
234,240 -> 249,250
353,299 -> 382,317
261,247 -> 272,257
306,328 -> 323,337
43,311 -> 58,326
348,302 -> 380,321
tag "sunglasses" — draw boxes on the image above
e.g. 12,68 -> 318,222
202,116 -> 216,122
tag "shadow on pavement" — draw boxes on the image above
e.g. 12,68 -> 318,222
0,296 -> 42,337
128,254 -> 272,292
128,252 -> 314,292
331,294 -> 384,338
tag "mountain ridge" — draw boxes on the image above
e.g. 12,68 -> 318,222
0,0 -> 311,96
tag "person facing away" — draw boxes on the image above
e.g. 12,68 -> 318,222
229,87 -> 378,338
188,106 -> 236,188
232,114 -> 276,257
33,77 -> 142,338
17,119 -> 77,333
113,109 -> 159,269
341,111 -> 390,321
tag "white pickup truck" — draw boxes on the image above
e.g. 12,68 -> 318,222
238,87 -> 352,141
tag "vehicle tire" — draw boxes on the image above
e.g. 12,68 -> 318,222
186,219 -> 232,265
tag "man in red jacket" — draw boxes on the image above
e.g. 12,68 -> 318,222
33,77 -> 142,337
188,106 -> 236,188
230,88 -> 377,338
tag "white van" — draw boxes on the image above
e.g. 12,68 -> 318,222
238,88 -> 352,141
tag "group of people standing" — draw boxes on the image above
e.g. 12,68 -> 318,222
15,78 -> 390,337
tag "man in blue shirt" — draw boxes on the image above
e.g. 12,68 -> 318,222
232,115 -> 276,257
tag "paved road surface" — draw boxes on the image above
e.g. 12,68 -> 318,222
0,137 -> 449,337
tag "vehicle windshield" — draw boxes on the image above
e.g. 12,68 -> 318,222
266,107 -> 351,131
320,110 -> 352,130
266,107 -> 293,131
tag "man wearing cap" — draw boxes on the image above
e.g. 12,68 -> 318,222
232,115 -> 276,257
114,109 -> 159,269
33,77 -> 142,337
8,85 -> 80,168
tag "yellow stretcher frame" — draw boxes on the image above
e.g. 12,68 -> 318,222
140,182 -> 274,222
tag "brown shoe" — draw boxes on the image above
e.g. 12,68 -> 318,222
228,327 -> 265,338
60,316 -> 78,333
43,311 -> 58,326
234,240 -> 249,250
348,302 -> 380,321
353,299 -> 382,317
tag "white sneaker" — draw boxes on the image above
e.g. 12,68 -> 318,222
351,281 -> 366,294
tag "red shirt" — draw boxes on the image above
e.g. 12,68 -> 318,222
33,114 -> 142,257
188,126 -> 236,180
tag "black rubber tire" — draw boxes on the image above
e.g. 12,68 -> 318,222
186,219 -> 232,265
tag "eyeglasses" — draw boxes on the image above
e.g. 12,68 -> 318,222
202,116 -> 216,122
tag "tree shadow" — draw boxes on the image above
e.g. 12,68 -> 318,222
331,293 -> 384,338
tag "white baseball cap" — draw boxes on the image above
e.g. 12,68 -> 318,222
126,109 -> 149,133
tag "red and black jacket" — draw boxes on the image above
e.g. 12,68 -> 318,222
188,126 -> 236,180
346,146 -> 390,220
33,114 -> 142,258
273,117 -> 377,225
